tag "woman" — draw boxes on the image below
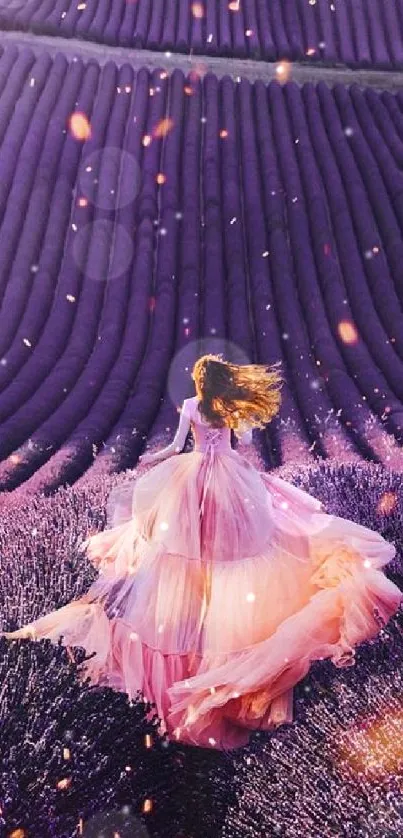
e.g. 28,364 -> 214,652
4,354 -> 402,750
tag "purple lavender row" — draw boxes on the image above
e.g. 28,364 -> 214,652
284,82 -> 403,464
2,0 -> 403,68
0,63 -> 168,492
2,54 -> 403,494
0,51 -> 99,400
0,58 -> 141,487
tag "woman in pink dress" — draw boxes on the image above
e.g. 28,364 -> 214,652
4,354 -> 402,750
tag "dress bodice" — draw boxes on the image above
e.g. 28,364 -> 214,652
188,397 -> 232,454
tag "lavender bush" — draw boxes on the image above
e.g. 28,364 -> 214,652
0,460 -> 402,836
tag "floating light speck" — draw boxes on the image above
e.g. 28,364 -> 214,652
56,777 -> 72,790
153,117 -> 174,138
338,320 -> 359,345
69,112 -> 91,141
275,61 -> 292,83
377,491 -> 397,516
191,2 -> 205,18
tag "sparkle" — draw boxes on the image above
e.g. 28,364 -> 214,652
191,2 -> 205,18
69,112 -> 91,141
275,61 -> 292,83
153,117 -> 174,138
377,491 -> 397,516
338,320 -> 359,345
56,777 -> 72,790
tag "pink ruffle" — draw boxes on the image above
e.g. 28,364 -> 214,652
5,458 -> 402,751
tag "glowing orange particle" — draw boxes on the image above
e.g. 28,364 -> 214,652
69,112 -> 91,141
142,135 -> 152,147
189,63 -> 207,82
377,491 -> 397,516
78,197 -> 88,207
156,173 -> 166,185
9,454 -> 20,465
275,61 -> 292,84
153,117 -> 174,138
8,831 -> 27,838
144,734 -> 152,748
220,129 -> 228,139
56,777 -> 72,790
337,320 -> 359,345
184,85 -> 193,95
192,2 -> 205,18
228,0 -> 240,9
338,708 -> 403,779
142,799 -> 153,814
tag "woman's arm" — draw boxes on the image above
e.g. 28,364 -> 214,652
139,400 -> 192,465
234,420 -> 253,445
237,428 -> 253,445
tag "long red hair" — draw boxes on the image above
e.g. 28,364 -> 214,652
192,354 -> 283,431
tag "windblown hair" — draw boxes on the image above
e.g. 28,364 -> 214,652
192,354 -> 284,432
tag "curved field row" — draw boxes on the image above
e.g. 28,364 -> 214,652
1,0 -> 403,69
0,45 -> 402,495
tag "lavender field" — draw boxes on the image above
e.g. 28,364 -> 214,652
1,0 -> 403,69
0,6 -> 403,838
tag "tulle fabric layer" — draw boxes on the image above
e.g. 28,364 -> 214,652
102,449 -> 278,562
5,453 -> 402,750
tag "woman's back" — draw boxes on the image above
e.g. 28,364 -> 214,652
187,396 -> 233,454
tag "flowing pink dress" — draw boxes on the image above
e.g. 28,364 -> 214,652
5,396 -> 402,750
